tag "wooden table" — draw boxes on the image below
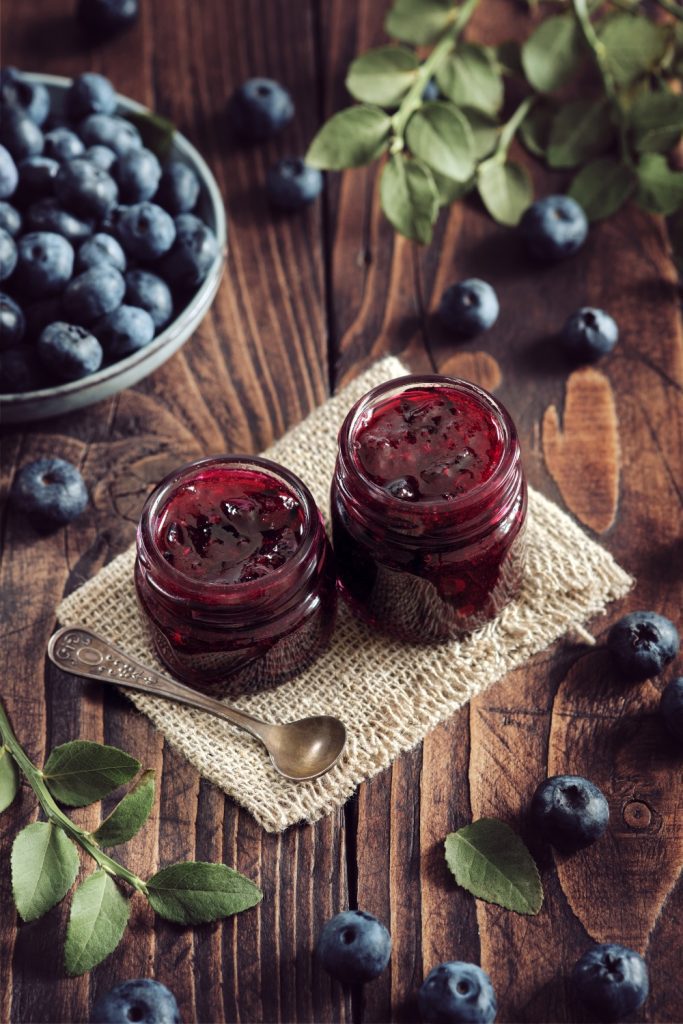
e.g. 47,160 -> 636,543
1,2 -> 681,1021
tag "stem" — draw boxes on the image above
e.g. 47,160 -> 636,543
495,95 -> 536,161
655,0 -> 683,18
0,699 -> 149,896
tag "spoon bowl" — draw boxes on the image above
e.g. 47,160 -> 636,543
267,715 -> 347,781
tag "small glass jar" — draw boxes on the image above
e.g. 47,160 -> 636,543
331,375 -> 527,642
135,455 -> 337,697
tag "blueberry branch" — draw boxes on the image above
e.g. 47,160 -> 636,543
493,95 -> 536,162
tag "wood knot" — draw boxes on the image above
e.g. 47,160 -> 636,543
623,800 -> 652,830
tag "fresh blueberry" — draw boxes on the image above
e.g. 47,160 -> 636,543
43,126 -> 85,163
156,161 -> 200,214
316,909 -> 391,984
38,321 -> 103,381
55,158 -> 119,220
422,77 -> 440,101
530,775 -> 609,853
26,198 -> 93,243
0,292 -> 26,349
0,109 -> 44,161
0,144 -> 19,199
66,72 -> 117,121
96,303 -> 155,358
159,212 -> 217,288
607,611 -> 679,682
77,0 -> 140,39
1,69 -> 50,126
63,265 -> 125,325
561,307 -> 619,361
0,228 -> 17,280
660,677 -> 683,743
125,269 -> 173,329
14,231 -> 74,296
0,201 -> 21,236
84,144 -> 117,171
520,195 -> 588,261
266,158 -> 323,211
80,114 -> 142,158
10,457 -> 88,529
115,201 -> 176,260
572,943 -> 649,1021
114,147 -> 161,203
418,962 -> 497,1024
90,978 -> 180,1024
76,232 -> 126,273
0,347 -> 46,392
230,77 -> 294,142
16,155 -> 60,205
438,279 -> 499,337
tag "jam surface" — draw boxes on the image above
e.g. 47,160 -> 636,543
155,467 -> 305,584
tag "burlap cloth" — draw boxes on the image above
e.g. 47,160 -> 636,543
57,357 -> 633,832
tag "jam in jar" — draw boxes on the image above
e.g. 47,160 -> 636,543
135,455 -> 337,697
331,375 -> 527,642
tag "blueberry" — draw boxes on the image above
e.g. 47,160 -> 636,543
159,212 -> 217,288
418,962 -> 497,1024
0,201 -> 21,236
607,611 -> 679,681
266,158 -> 323,211
77,0 -> 140,39
0,292 -> 26,349
55,158 -> 119,220
561,307 -> 619,361
26,198 -> 93,243
43,126 -> 85,163
38,321 -> 102,381
530,775 -> 609,853
66,73 -> 117,121
114,147 -> 161,203
438,279 -> 499,337
0,144 -> 19,199
80,114 -> 142,158
76,232 -> 126,273
14,231 -> 74,296
96,303 -> 155,358
422,77 -> 440,101
125,269 -> 173,329
0,228 -> 17,280
115,201 -> 176,260
63,265 -> 125,325
520,195 -> 588,261
84,144 -> 117,171
0,109 -> 44,161
0,347 -> 46,392
156,161 -> 200,214
230,77 -> 294,142
572,943 -> 648,1021
1,70 -> 50,126
90,978 -> 180,1024
16,155 -> 60,204
316,909 -> 391,984
10,457 -> 88,529
661,677 -> 683,742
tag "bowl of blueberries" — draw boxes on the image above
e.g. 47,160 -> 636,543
0,69 -> 226,423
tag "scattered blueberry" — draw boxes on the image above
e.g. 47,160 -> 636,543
0,109 -> 44,161
26,197 -> 93,243
561,307 -> 619,361
43,126 -> 85,163
66,73 -> 117,121
14,231 -> 74,296
0,292 -> 26,349
96,304 -> 155,358
530,775 -> 609,853
438,279 -> 499,337
16,155 -> 60,204
607,611 -> 679,682
316,909 -> 391,985
84,144 -> 117,171
572,944 -> 649,1021
0,201 -> 21,236
76,232 -> 126,273
90,978 -> 180,1024
55,158 -> 118,220
660,677 -> 683,743
115,201 -> 176,260
77,0 -> 140,39
80,114 -> 142,158
520,195 -> 588,261
0,144 -> 19,199
1,70 -> 50,126
114,147 -> 161,203
63,265 -> 125,325
159,212 -> 217,288
0,347 -> 46,392
422,77 -> 440,101
10,457 -> 89,528
156,161 -> 200,214
38,321 -> 103,381
230,77 -> 294,142
0,228 -> 18,280
418,962 -> 497,1024
266,158 -> 323,211
125,269 -> 173,329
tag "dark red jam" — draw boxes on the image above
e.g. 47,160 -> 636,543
331,376 -> 527,642
135,456 -> 337,697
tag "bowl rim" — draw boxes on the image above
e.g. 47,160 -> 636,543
0,71 -> 227,409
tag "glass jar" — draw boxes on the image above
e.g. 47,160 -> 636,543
135,455 -> 337,697
331,375 -> 527,642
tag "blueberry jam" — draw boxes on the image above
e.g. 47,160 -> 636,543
332,376 -> 527,642
135,456 -> 336,697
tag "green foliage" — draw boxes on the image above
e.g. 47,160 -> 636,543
43,740 -> 141,807
477,159 -> 533,227
11,822 -> 79,922
0,746 -> 19,813
630,91 -> 683,154
64,870 -> 130,976
445,818 -> 544,915
521,13 -> 585,94
598,13 -> 672,87
436,43 -> 503,115
146,862 -> 263,925
568,156 -> 636,221
125,111 -> 175,160
380,154 -> 439,242
546,99 -> 615,169
306,105 -> 392,170
385,0 -> 455,45
636,153 -> 683,216
346,46 -> 419,106
92,769 -> 156,847
405,101 -> 475,180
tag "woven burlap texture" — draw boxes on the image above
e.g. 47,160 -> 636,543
57,356 -> 633,832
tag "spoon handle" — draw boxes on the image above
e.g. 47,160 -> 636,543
47,626 -> 270,741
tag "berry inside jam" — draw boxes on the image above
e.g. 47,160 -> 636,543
154,467 -> 305,584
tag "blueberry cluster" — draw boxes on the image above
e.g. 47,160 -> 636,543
0,68 -> 218,393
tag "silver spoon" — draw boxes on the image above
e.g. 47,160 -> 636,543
47,625 -> 347,782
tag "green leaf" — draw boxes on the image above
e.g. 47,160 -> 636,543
64,870 -> 130,976
0,746 -> 19,813
385,0 -> 455,46
521,13 -> 585,94
477,158 -> 532,227
11,822 -> 79,922
569,156 -> 636,221
599,14 -> 671,87
445,818 -> 543,915
306,105 -> 392,170
630,91 -> 683,154
546,99 -> 615,169
43,740 -> 141,808
519,101 -> 554,159
636,153 -> 683,216
346,46 -> 419,107
146,862 -> 262,925
496,40 -> 524,78
405,101 -> 475,181
463,109 -> 499,161
92,770 -> 156,848
380,154 -> 439,242
436,44 -> 503,115
431,170 -> 475,206
125,111 -> 175,161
